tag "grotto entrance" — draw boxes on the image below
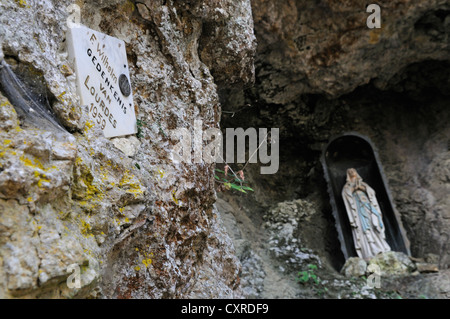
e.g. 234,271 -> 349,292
321,132 -> 411,260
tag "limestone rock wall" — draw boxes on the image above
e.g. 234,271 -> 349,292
220,0 -> 450,270
217,0 -> 450,299
250,0 -> 450,101
0,0 -> 255,298
1,0 -> 449,300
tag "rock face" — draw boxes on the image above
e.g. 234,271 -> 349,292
1,0 -> 449,300
217,0 -> 450,299
341,252 -> 416,278
369,252 -> 416,276
0,0 -> 255,298
250,0 -> 450,100
216,197 -> 323,298
263,199 -> 322,272
341,257 -> 367,278
220,0 -> 450,274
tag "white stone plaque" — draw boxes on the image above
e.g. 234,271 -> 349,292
66,25 -> 137,138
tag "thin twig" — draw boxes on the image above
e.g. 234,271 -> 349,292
241,131 -> 269,172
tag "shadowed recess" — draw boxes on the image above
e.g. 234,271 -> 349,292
0,57 -> 67,133
321,133 -> 411,260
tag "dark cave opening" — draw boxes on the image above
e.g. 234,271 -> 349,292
218,58 -> 450,271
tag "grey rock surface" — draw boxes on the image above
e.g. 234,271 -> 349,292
1,0 -> 449,299
251,0 -> 450,100
368,251 -> 417,276
341,257 -> 367,278
0,0 -> 254,298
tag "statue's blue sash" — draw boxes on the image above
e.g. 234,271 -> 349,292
353,191 -> 384,232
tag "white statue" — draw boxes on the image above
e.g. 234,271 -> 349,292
342,168 -> 391,260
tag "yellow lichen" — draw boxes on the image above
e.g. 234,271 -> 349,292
369,28 -> 382,44
171,190 -> 180,206
80,219 -> 94,237
121,0 -> 136,15
20,155 -> 45,170
83,121 -> 94,133
37,176 -> 51,187
15,0 -> 30,8
73,157 -> 103,203
119,170 -> 144,198
0,139 -> 14,158
140,251 -> 153,268
142,258 -> 152,268
33,169 -> 51,188
57,91 -> 66,102
17,155 -> 56,188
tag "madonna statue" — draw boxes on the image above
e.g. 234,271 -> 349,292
342,168 -> 391,260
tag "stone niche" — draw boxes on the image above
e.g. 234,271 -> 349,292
321,132 -> 411,260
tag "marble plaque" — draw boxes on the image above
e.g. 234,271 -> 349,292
66,25 -> 137,138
